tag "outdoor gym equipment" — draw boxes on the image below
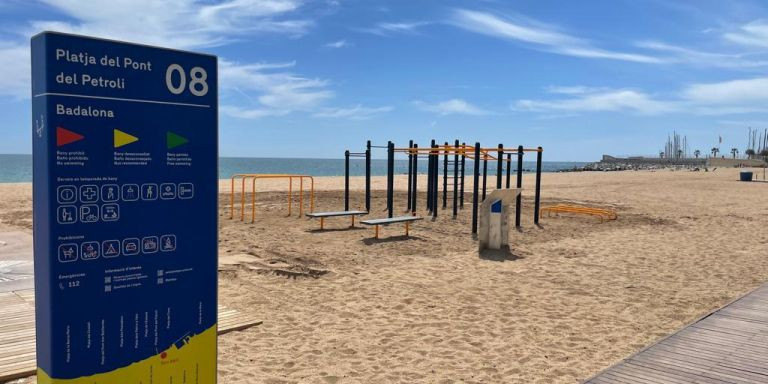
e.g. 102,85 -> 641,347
342,139 -> 543,237
360,215 -> 424,239
229,174 -> 315,223
540,204 -> 617,222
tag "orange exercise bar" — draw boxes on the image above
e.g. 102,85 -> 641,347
248,174 -> 314,223
228,174 -> 315,223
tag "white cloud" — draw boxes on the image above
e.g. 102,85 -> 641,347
30,0 -> 311,49
544,86 -> 608,95
451,9 -> 661,64
681,77 -> 768,104
723,20 -> 768,48
517,77 -> 768,117
0,0 -> 354,119
0,0 -> 313,99
414,99 -> 490,116
325,39 -> 349,48
313,105 -> 393,119
221,105 -> 283,119
635,40 -> 768,69
220,59 -> 334,118
515,89 -> 675,115
359,21 -> 430,36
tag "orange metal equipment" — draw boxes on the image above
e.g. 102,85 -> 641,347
393,144 -> 541,162
540,204 -> 617,222
228,174 -> 314,222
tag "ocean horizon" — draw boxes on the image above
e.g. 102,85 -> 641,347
0,154 -> 588,183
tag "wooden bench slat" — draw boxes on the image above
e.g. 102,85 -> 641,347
306,211 -> 367,218
360,216 -> 423,225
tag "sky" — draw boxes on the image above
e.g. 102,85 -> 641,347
2,0 -> 768,161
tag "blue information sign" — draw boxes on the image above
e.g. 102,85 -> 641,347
31,32 -> 218,383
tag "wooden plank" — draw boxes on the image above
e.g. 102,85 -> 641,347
647,344 -> 768,382
655,338 -> 768,366
600,371 -> 649,384
674,328 -> 768,354
601,368 -> 665,384
629,353 -> 759,384
609,363 -> 692,384
360,216 -> 423,225
583,282 -> 768,383
624,360 -> 729,384
306,210 -> 367,217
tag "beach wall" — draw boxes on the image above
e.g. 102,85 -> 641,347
600,155 -> 705,166
706,157 -> 768,168
600,155 -> 768,168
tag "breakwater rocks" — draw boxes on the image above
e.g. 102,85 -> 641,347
559,155 -> 708,172
563,162 -> 703,172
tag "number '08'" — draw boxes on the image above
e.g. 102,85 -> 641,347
165,64 -> 208,96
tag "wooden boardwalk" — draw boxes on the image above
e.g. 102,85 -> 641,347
0,289 -> 261,382
584,283 -> 768,383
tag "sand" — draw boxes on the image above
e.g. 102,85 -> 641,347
1,168 -> 767,383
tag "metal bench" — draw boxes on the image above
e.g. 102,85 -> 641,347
360,216 -> 423,239
306,211 -> 368,229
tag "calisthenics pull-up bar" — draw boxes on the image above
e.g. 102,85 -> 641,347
229,174 -> 314,223
344,150 -> 370,212
364,139 -> 543,236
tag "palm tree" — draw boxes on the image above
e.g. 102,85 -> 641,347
746,149 -> 755,158
659,151 -> 665,159
677,149 -> 683,159
694,149 -> 701,158
731,148 -> 739,158
711,147 -> 719,158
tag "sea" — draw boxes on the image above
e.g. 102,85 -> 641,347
0,154 -> 587,183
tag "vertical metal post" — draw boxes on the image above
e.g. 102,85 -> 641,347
365,141 -> 371,212
472,143 -> 480,234
534,147 -> 543,224
365,147 -> 371,212
496,143 -> 503,190
515,145 -> 523,227
426,145 -> 432,212
412,144 -> 418,214
442,142 -> 448,208
460,142 -> 466,208
387,142 -> 395,218
407,140 -> 413,211
453,139 -> 459,218
344,150 -> 350,211
427,139 -> 435,212
432,142 -> 438,219
482,156 -> 488,201
506,153 -> 512,189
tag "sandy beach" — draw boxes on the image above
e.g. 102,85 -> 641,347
2,169 -> 767,383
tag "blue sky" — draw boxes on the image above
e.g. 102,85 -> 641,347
2,0 -> 768,161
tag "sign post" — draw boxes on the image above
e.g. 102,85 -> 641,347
31,32 -> 218,383
478,188 -> 521,252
